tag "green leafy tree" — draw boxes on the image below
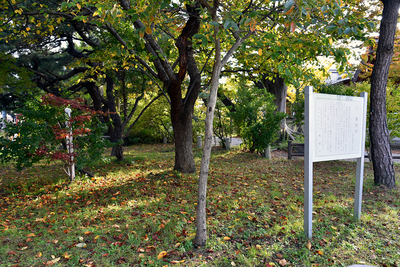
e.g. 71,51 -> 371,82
190,0 -> 377,246
0,0 -> 376,173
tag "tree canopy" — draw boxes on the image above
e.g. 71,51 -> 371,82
1,0 -> 377,173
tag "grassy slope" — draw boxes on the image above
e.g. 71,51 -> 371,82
0,144 -> 399,267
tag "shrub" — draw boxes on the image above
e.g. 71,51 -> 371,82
230,85 -> 286,154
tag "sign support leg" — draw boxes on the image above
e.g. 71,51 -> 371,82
354,92 -> 368,220
304,86 -> 313,239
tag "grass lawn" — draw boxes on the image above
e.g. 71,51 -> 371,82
0,144 -> 400,266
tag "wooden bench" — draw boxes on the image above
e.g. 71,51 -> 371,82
288,141 -> 304,159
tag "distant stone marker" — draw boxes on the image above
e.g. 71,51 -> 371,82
197,136 -> 202,148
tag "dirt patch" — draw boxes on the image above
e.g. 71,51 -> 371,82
271,149 -> 290,159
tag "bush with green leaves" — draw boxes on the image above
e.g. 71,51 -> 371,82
0,94 -> 108,180
231,85 -> 286,154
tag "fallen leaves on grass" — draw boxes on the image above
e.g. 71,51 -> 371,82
157,251 -> 168,259
306,241 -> 312,250
278,259 -> 288,266
1,145 -> 400,267
45,257 -> 60,266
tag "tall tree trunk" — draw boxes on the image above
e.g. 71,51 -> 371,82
122,2 -> 201,173
255,74 -> 287,112
106,74 -> 124,161
257,74 -> 287,114
369,0 -> 398,188
170,47 -> 201,173
194,2 -> 254,246
171,93 -> 196,172
194,29 -> 221,249
256,74 -> 287,131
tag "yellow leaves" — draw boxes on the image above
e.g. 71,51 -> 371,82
35,252 -> 43,258
255,244 -> 262,249
306,240 -> 312,250
62,252 -> 72,259
26,27 -> 31,32
35,217 -> 46,222
223,236 -> 231,241
14,8 -> 23,15
77,3 -> 81,10
157,251 -> 167,259
258,48 -> 263,56
26,233 -> 36,237
316,250 -> 324,255
57,17 -> 63,24
145,26 -> 152,35
171,260 -> 185,264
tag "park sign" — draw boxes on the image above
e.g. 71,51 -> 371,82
304,86 -> 368,239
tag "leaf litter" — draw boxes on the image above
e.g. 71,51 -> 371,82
0,144 -> 400,266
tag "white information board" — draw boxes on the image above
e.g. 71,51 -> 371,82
313,94 -> 365,161
304,87 -> 368,239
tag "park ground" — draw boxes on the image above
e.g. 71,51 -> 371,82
1,144 -> 400,266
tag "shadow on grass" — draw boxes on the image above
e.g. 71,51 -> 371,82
1,145 -> 400,266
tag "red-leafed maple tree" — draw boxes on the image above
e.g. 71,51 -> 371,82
0,94 -> 108,182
